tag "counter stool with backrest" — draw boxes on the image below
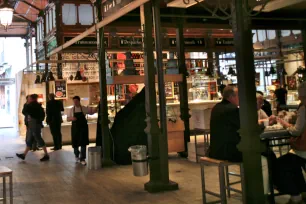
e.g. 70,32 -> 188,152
0,166 -> 13,204
200,157 -> 246,204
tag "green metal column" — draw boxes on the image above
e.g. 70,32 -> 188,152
143,0 -> 178,192
231,0 -> 265,203
301,26 -> 306,67
176,13 -> 191,156
96,0 -> 113,167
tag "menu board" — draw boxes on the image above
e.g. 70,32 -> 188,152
54,80 -> 67,99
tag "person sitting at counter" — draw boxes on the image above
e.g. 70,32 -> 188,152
256,91 -> 272,117
275,82 -> 306,204
209,86 -> 275,195
256,93 -> 276,125
67,96 -> 96,166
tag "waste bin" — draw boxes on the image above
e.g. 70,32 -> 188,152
128,145 -> 148,176
88,146 -> 102,170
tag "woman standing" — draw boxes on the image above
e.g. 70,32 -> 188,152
67,96 -> 96,166
276,82 -> 306,204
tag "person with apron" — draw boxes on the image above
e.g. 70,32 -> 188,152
67,96 -> 96,166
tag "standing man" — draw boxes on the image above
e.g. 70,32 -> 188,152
274,84 -> 288,112
67,96 -> 96,166
46,93 -> 64,151
16,94 -> 50,161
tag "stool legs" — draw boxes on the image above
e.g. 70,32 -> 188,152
240,165 -> 246,204
3,177 -> 6,204
219,166 -> 227,204
225,166 -> 231,198
195,134 -> 199,163
201,164 -> 207,204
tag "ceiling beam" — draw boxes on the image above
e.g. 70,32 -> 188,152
20,0 -> 42,12
254,0 -> 306,12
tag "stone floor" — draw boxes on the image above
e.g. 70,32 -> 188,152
0,128 -> 290,204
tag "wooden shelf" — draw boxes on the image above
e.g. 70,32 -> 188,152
106,74 -> 183,85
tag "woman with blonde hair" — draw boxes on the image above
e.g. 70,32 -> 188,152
276,82 -> 306,204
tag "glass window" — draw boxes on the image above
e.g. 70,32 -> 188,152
62,4 -> 77,25
78,4 -> 93,25
257,30 -> 266,42
52,8 -> 56,28
281,30 -> 291,37
46,13 -> 49,33
48,10 -> 53,31
292,30 -> 301,35
267,30 -> 276,40
36,24 -> 40,42
252,30 -> 257,43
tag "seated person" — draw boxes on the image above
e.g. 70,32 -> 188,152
256,93 -> 276,125
275,82 -> 306,204
209,86 -> 274,195
257,91 -> 272,117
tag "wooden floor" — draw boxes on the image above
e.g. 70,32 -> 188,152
0,128 -> 290,204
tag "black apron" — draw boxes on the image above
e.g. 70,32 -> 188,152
71,106 -> 89,148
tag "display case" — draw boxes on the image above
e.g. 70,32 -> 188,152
188,75 -> 218,101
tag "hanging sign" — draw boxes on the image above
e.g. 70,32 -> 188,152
119,37 -> 143,48
54,80 -> 67,99
103,0 -> 134,17
169,38 -> 205,47
215,38 -> 234,46
64,37 -> 108,48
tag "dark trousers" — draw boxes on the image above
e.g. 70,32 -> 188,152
49,122 -> 62,149
74,146 -> 86,161
275,153 -> 306,196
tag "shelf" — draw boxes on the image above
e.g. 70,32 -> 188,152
106,74 -> 183,85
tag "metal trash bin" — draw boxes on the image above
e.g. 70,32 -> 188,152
128,145 -> 148,177
88,146 -> 102,170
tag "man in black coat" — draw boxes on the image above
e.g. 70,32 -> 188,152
46,93 -> 64,150
209,86 -> 242,162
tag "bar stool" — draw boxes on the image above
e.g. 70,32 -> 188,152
200,157 -> 246,204
191,129 -> 210,162
0,166 -> 13,204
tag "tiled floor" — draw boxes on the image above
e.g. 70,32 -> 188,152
0,128 -> 290,204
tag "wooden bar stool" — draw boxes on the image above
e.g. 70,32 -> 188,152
0,166 -> 13,204
191,129 -> 210,162
200,157 -> 245,204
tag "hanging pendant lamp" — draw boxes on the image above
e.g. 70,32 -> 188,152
41,73 -> 47,83
34,75 -> 41,84
0,0 -> 14,29
74,63 -> 82,80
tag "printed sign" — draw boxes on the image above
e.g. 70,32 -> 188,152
169,38 -> 205,47
54,80 -> 67,99
64,37 -> 108,48
215,38 -> 234,46
119,37 -> 142,48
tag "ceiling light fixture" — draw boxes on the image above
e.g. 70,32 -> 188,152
0,0 -> 14,29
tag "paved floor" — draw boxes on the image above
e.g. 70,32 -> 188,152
0,128 -> 290,204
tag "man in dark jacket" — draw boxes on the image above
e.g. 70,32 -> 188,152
46,93 -> 64,150
209,86 -> 242,162
257,91 -> 272,117
17,94 -> 50,161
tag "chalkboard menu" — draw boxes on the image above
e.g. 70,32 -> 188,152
54,80 -> 67,99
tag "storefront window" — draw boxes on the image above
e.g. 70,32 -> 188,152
281,30 -> 291,37
48,10 -> 53,31
62,4 -> 77,25
257,30 -> 266,42
252,30 -> 257,43
292,30 -> 301,35
46,13 -> 49,33
267,30 -> 276,40
78,4 -> 93,25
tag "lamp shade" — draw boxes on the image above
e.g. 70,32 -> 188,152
74,71 -> 83,80
47,71 -> 55,81
0,1 -> 13,28
41,73 -> 47,83
34,75 -> 41,84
